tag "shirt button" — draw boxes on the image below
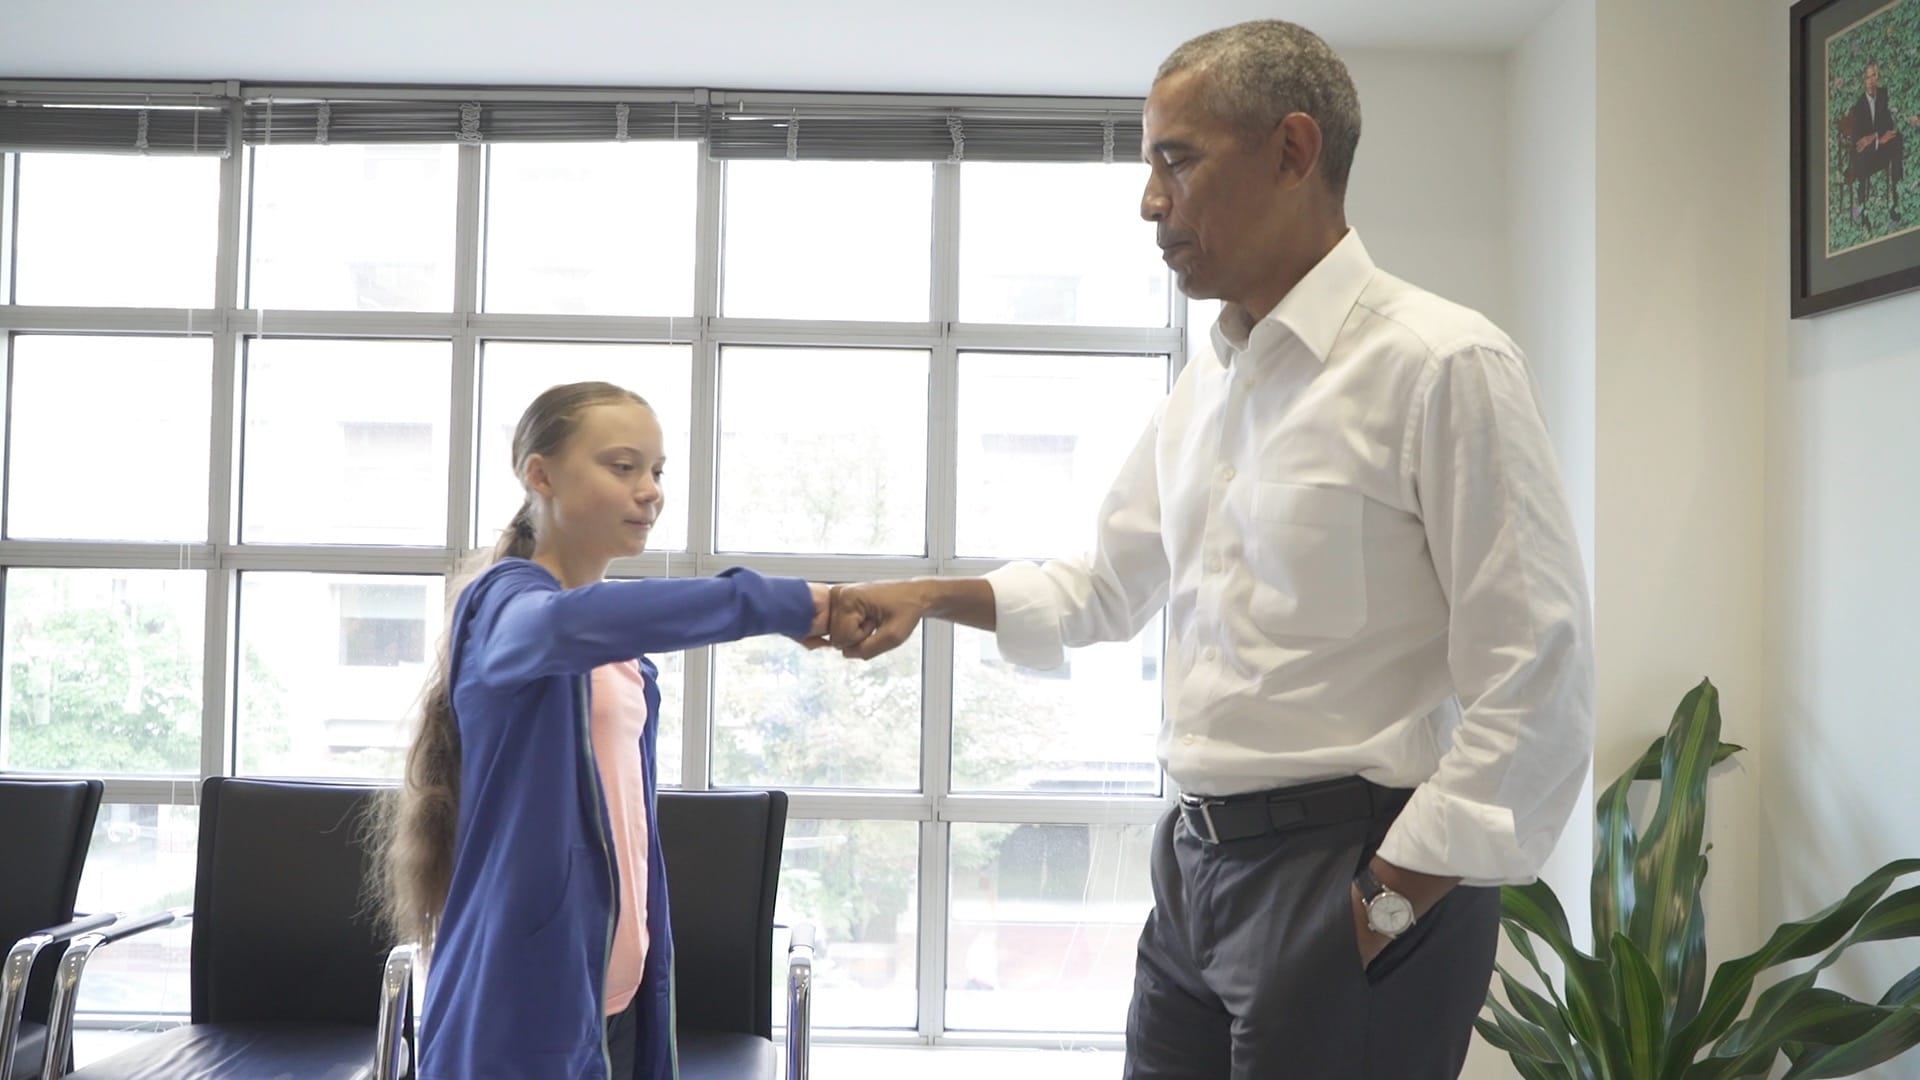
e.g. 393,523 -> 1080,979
1221,465 -> 1236,482
1182,733 -> 1196,746
1202,647 -> 1218,662
1206,558 -> 1221,574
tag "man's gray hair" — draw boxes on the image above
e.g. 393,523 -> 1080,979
1156,20 -> 1362,193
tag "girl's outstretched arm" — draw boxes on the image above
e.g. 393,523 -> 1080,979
468,563 -> 816,687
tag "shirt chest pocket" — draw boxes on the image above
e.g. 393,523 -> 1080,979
1244,482 -> 1368,639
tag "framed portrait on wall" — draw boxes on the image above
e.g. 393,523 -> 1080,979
1792,0 -> 1920,316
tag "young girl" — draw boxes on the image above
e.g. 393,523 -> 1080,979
376,381 -> 829,1079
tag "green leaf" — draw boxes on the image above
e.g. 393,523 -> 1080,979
1481,994 -> 1565,1065
1628,679 -> 1721,1030
1591,738 -> 1645,967
1880,964 -> 1920,1007
1497,963 -> 1591,1079
1780,1000 -> 1920,1079
1610,933 -> 1666,1078
1716,879 -> 1920,1061
1591,729 -> 1738,972
1505,921 -> 1572,1018
1713,988 -> 1903,1075
1670,851 -> 1712,1037
1502,884 -> 1622,1065
1671,857 -> 1920,1062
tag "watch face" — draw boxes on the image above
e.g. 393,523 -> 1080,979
1369,893 -> 1416,936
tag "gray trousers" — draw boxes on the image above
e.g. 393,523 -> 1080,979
1123,781 -> 1499,1079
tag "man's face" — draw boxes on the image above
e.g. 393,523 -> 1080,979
1866,64 -> 1880,95
1139,68 -> 1281,305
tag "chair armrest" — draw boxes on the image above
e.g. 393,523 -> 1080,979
374,943 -> 417,1080
38,909 -> 189,1080
1,913 -> 119,1078
785,923 -> 815,1080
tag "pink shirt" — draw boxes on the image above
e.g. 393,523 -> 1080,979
590,660 -> 651,1015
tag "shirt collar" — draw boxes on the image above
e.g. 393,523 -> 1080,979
1209,229 -> 1375,368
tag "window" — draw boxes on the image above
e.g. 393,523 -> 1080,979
2,85 -> 1194,1044
722,161 -> 933,321
6,336 -> 212,543
716,347 -> 930,556
248,144 -> 459,311
13,153 -> 218,308
241,339 -> 451,546
336,582 -> 429,666
236,573 -> 440,780
483,142 -> 698,316
959,163 -> 1166,327
0,569 -> 206,774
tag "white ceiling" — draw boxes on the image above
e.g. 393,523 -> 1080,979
2,0 -> 1559,97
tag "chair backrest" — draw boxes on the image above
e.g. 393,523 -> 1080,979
189,776 -> 390,1026
656,789 -> 786,1040
0,779 -> 103,1025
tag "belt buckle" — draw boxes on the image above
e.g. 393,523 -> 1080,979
1182,795 -> 1222,844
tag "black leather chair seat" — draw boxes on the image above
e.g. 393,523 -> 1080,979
66,1022 -> 377,1080
676,1029 -> 776,1080
4,1022 -> 46,1080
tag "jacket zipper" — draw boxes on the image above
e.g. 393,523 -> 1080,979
580,673 -> 618,1079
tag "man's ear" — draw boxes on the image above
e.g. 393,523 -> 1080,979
1273,112 -> 1324,191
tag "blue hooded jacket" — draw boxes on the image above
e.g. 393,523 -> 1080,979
418,558 -> 814,1080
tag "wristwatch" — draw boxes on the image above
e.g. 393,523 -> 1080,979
1355,864 -> 1416,939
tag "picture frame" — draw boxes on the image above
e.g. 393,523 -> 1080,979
1791,0 -> 1920,316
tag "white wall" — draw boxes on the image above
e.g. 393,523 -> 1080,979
1591,0 -> 1774,985
1343,50 -> 1514,332
1763,0 -> 1920,1044
1508,0 -> 1596,592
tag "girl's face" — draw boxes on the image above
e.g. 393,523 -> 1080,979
526,401 -> 667,563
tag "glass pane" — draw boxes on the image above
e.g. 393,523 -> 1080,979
653,650 -> 684,787
73,800 -> 199,1018
0,569 -> 204,774
14,153 -> 218,308
717,347 -> 928,555
1186,297 -> 1223,359
483,142 -> 697,316
722,161 -> 931,321
777,819 -> 918,1030
947,822 -> 1153,1032
242,339 -> 450,545
955,353 -> 1167,559
960,163 -> 1166,327
952,617 -> 1163,796
7,336 -> 210,542
248,144 -> 458,311
477,343 -> 692,551
236,572 -> 443,780
711,630 -> 922,791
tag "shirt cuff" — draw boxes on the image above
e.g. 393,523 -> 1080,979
983,561 -> 1067,671
1375,783 -> 1539,887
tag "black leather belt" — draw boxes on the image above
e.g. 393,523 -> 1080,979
1177,776 -> 1405,845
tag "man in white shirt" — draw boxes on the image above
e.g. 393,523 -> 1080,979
827,19 -> 1593,1078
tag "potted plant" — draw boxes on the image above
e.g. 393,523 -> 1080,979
1477,678 -> 1920,1078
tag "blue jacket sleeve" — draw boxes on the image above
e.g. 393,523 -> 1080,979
467,564 -> 815,688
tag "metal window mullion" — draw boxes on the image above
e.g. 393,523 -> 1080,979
684,553 -> 935,581
2,153 -> 15,305
0,306 -> 227,334
678,644 -> 713,791
947,323 -> 1182,354
447,142 -> 483,552
199,104 -> 246,783
917,814 -> 949,1040
680,125 -> 723,792
920,157 -> 963,1043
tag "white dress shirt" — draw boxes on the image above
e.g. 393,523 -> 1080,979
985,230 -> 1594,886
